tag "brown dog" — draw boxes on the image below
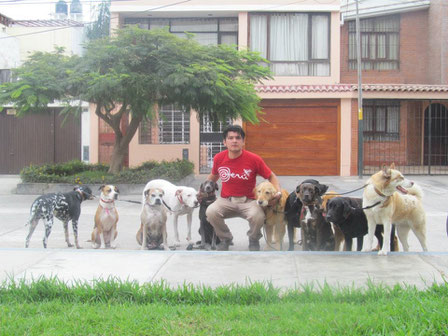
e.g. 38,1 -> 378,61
254,181 -> 290,250
92,185 -> 119,249
137,188 -> 168,250
297,182 -> 335,251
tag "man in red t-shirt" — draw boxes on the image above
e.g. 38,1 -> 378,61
206,125 -> 282,251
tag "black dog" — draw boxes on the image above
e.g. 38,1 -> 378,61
25,186 -> 94,249
326,197 -> 397,251
285,179 -> 329,251
196,180 -> 220,250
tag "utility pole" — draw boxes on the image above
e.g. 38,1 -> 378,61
356,0 -> 364,179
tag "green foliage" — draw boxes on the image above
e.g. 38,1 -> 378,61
20,159 -> 193,184
1,278 -> 448,335
85,0 -> 110,41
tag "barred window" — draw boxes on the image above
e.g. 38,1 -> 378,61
0,69 -> 11,84
139,105 -> 190,144
364,100 -> 400,141
348,15 -> 400,70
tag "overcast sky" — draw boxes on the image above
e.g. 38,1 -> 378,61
0,0 -> 97,21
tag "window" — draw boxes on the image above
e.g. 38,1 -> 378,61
348,15 -> 400,70
139,105 -> 190,144
364,100 -> 400,141
249,13 -> 330,76
124,17 -> 238,46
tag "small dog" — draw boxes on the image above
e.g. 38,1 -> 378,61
25,186 -> 94,249
137,188 -> 169,250
91,185 -> 119,249
254,181 -> 289,250
297,180 -> 334,251
285,179 -> 329,251
197,180 -> 220,250
363,163 -> 427,255
142,179 -> 198,244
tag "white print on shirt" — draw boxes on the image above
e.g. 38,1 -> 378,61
218,167 -> 252,182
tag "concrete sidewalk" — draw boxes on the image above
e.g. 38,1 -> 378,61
1,174 -> 448,290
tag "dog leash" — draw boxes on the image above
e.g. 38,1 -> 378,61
324,184 -> 369,196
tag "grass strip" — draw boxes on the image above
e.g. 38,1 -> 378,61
1,277 -> 448,335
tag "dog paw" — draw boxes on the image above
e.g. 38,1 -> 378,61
378,250 -> 388,256
76,246 -> 83,249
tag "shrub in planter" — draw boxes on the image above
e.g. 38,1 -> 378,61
20,160 -> 194,184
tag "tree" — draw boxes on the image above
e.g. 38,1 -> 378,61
86,0 -> 110,40
0,27 -> 272,173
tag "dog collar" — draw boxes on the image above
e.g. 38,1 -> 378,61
101,198 -> 115,204
374,187 -> 386,197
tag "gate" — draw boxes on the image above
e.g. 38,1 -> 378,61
362,100 -> 448,175
199,114 -> 231,174
0,107 -> 81,174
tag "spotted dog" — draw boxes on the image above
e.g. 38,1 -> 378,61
25,186 -> 94,249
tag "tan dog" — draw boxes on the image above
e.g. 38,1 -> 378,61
137,188 -> 169,250
362,163 -> 427,256
92,185 -> 119,249
255,181 -> 289,250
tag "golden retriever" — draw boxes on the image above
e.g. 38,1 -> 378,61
362,163 -> 427,256
254,181 -> 290,250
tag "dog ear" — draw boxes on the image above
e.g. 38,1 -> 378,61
98,185 -> 105,191
390,162 -> 396,170
215,182 -> 219,190
316,184 -> 329,196
115,186 -> 119,193
175,189 -> 182,197
144,189 -> 150,197
343,201 -> 353,219
199,182 -> 205,192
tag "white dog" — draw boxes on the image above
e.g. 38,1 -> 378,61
362,163 -> 427,256
142,179 -> 198,244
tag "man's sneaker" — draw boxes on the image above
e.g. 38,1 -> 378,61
216,239 -> 232,251
248,239 -> 260,251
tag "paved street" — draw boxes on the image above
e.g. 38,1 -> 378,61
1,174 -> 448,290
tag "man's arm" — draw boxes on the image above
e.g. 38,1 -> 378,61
208,173 -> 219,182
268,172 -> 282,193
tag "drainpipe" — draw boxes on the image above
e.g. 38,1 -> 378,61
356,0 -> 363,179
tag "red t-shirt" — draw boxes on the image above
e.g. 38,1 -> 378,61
212,150 -> 272,199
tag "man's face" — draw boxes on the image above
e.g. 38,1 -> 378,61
223,131 -> 244,153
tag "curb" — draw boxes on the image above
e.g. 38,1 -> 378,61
15,174 -> 201,195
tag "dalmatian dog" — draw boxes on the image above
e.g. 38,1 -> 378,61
25,186 -> 94,249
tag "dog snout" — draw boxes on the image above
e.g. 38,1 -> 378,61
155,198 -> 162,205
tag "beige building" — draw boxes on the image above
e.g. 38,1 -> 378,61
88,0 -> 448,176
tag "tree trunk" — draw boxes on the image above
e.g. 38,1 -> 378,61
109,142 -> 127,174
107,113 -> 144,174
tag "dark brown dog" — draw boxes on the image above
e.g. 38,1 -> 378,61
196,180 -> 220,250
297,181 -> 334,251
285,179 -> 330,251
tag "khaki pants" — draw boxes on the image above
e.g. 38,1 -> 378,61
205,197 -> 265,242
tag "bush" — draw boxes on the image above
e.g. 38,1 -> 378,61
20,159 -> 194,184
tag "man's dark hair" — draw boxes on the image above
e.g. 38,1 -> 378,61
223,124 -> 246,140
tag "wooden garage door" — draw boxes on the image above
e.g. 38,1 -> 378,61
244,100 -> 339,176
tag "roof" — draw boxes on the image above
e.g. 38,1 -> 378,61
12,19 -> 84,27
255,84 -> 448,93
341,0 -> 430,21
0,12 -> 13,27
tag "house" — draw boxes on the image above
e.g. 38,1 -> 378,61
0,8 -> 89,173
90,0 -> 448,176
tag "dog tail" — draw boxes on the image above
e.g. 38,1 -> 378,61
407,184 -> 423,200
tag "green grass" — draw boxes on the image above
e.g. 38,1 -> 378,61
1,277 -> 448,335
